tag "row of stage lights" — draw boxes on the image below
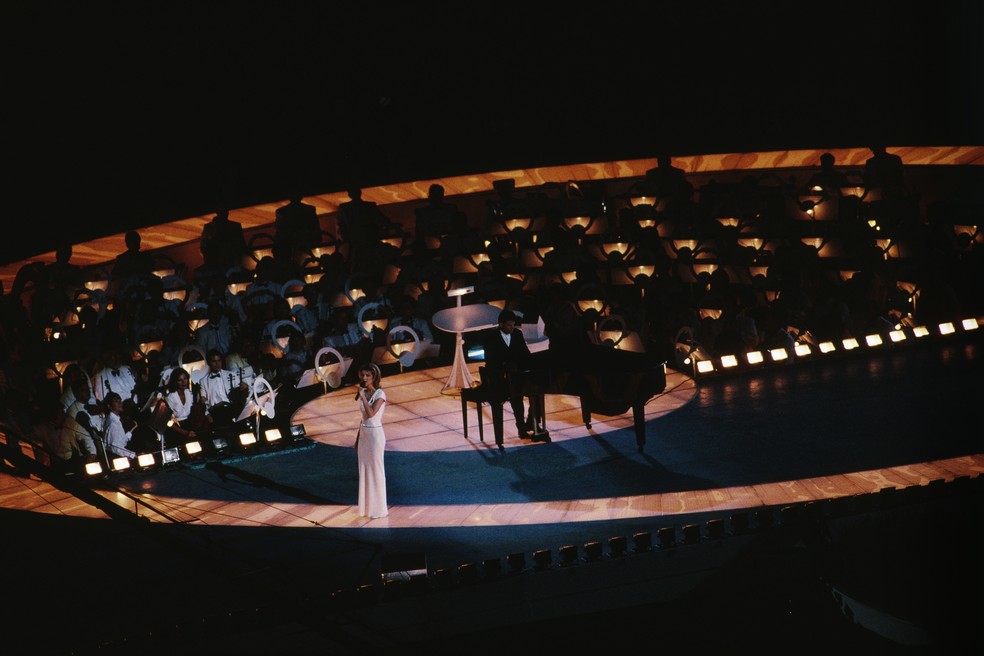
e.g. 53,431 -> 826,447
80,424 -> 308,478
683,316 -> 981,379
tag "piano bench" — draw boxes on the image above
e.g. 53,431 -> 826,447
460,385 -> 489,441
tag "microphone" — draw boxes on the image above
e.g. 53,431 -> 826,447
354,381 -> 366,401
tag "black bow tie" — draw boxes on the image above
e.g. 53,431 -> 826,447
209,373 -> 221,379
111,369 -> 120,376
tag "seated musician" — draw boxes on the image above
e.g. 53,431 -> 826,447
480,309 -> 533,449
164,367 -> 208,444
199,349 -> 250,428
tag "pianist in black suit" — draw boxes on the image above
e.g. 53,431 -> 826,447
481,309 -> 533,448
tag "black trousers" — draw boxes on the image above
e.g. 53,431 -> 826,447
487,369 -> 528,445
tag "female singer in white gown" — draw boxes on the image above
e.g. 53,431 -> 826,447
355,363 -> 388,518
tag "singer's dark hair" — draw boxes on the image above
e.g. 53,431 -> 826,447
358,363 -> 382,388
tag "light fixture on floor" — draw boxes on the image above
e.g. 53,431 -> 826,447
457,562 -> 478,584
432,567 -> 454,588
482,557 -> 502,579
532,548 -> 552,570
110,456 -> 131,473
608,535 -> 627,557
682,524 -> 701,545
507,552 -> 525,574
633,531 -> 652,553
161,447 -> 181,465
706,518 -> 725,540
583,540 -> 603,562
656,526 -> 676,549
558,544 -> 578,567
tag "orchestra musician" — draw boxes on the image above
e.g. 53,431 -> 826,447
199,349 -> 250,428
163,367 -> 208,444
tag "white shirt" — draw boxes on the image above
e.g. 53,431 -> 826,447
165,389 -> 196,422
103,413 -> 134,458
199,369 -> 235,408
92,366 -> 138,402
61,401 -> 99,459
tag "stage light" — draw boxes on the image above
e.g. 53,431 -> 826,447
432,567 -> 454,588
111,456 -> 131,473
289,425 -> 306,438
769,348 -> 788,361
558,544 -> 578,567
532,548 -> 552,570
583,540 -> 603,562
696,360 -> 715,374
482,557 -> 502,579
162,447 -> 181,464
818,341 -> 836,353
656,526 -> 676,549
730,512 -> 749,535
264,428 -> 283,444
939,322 -> 955,335
720,355 -> 738,368
913,326 -> 930,338
682,524 -> 701,545
137,453 -> 156,469
238,432 -> 257,448
632,531 -> 652,553
706,518 -> 725,540
794,343 -> 812,357
841,337 -> 860,350
865,333 -> 883,347
507,552 -> 526,573
211,437 -> 229,453
962,318 -> 979,331
608,535 -> 627,557
457,562 -> 478,583
745,350 -> 764,365
84,461 -> 104,476
889,330 -> 906,343
755,508 -> 775,530
185,441 -> 203,456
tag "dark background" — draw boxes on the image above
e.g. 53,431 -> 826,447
2,1 -> 981,265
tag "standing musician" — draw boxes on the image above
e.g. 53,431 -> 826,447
199,349 -> 250,428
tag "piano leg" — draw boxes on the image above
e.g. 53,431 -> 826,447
529,392 -> 550,442
632,402 -> 646,450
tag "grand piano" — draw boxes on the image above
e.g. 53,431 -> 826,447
514,341 -> 668,450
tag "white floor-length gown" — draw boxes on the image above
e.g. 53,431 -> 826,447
357,388 -> 388,518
